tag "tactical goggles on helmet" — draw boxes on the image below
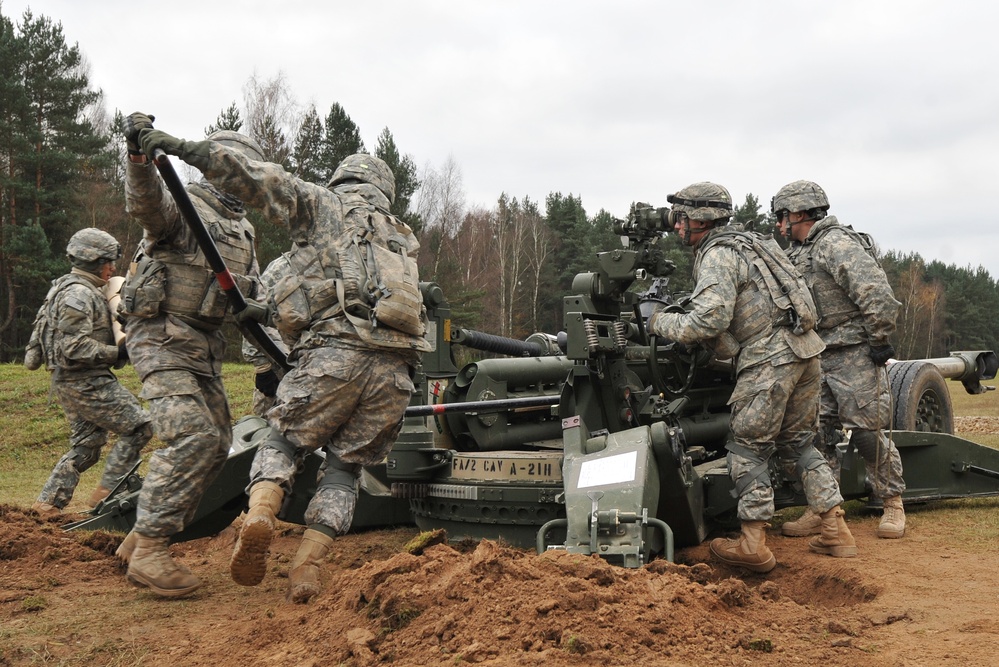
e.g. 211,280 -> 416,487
665,193 -> 732,226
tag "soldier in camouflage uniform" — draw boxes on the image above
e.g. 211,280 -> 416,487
117,113 -> 261,598
648,182 -> 856,572
140,125 -> 429,603
773,180 -> 906,539
27,229 -> 153,520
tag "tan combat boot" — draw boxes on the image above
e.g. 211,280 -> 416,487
709,521 -> 777,573
230,481 -> 284,586
31,501 -> 61,519
126,533 -> 201,597
87,485 -> 111,508
287,529 -> 335,604
115,530 -> 137,564
876,496 -> 906,539
808,506 -> 858,557
781,507 -> 822,537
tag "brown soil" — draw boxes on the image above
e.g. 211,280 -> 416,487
3,504 -> 999,667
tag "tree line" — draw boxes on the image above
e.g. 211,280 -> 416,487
1,7 -> 996,364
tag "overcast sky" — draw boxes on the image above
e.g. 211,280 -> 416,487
4,0 -> 998,278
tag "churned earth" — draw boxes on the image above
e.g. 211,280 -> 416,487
2,493 -> 998,667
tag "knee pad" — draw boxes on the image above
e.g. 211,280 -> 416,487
262,429 -> 298,461
849,429 -> 880,461
794,444 -> 828,479
69,445 -> 101,472
725,443 -> 773,497
317,455 -> 361,495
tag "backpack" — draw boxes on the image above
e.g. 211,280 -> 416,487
334,194 -> 425,338
704,229 -> 818,336
23,274 -> 91,371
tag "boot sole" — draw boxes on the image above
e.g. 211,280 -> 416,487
230,518 -> 274,586
876,528 -> 905,539
126,571 -> 202,597
808,544 -> 858,558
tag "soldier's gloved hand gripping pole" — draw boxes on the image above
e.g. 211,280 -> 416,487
147,147 -> 292,376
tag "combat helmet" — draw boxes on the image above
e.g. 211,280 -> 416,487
66,228 -> 121,272
207,130 -> 265,162
328,154 -> 396,204
667,182 -> 733,224
771,180 -> 829,217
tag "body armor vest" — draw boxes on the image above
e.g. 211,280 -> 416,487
121,189 -> 256,331
696,230 -> 809,346
788,218 -> 876,331
27,274 -> 113,372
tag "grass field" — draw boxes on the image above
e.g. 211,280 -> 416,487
1,360 -> 997,510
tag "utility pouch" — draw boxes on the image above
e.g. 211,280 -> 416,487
271,245 -> 339,335
120,255 -> 167,318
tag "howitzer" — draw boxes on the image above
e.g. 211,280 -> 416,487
68,202 -> 999,569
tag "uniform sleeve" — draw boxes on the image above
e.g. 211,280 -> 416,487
124,160 -> 183,241
649,246 -> 742,344
820,230 -> 900,345
203,144 -> 323,239
53,288 -> 118,366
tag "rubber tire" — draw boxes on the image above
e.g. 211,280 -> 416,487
886,360 -> 954,434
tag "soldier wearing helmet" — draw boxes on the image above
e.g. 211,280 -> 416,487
648,181 -> 855,573
773,180 -> 907,540
113,113 -> 261,598
27,228 -> 153,521
141,125 -> 429,603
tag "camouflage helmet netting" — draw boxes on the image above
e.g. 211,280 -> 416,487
669,182 -> 733,222
771,180 -> 830,214
66,228 -> 121,264
207,130 -> 265,163
328,154 -> 396,204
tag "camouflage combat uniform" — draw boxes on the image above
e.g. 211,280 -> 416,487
649,224 -> 844,522
241,253 -> 293,418
201,145 -> 427,535
123,162 -> 258,538
35,270 -> 152,509
787,216 -> 905,499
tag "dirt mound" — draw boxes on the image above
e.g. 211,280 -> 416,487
3,503 -> 998,666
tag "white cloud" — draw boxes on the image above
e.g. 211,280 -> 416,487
4,0 -> 997,276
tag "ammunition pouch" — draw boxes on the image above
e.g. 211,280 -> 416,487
271,245 -> 340,336
120,255 -> 166,319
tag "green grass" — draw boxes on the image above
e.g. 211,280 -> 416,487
0,362 -> 256,509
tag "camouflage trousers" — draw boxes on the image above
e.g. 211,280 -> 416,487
820,343 -> 905,499
250,345 -> 414,533
727,356 -> 844,522
133,370 -> 232,538
37,374 -> 152,509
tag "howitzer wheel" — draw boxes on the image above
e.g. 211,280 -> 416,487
887,360 -> 954,434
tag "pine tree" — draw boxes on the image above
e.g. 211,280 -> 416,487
374,127 -> 420,222
204,101 -> 243,135
320,102 -> 364,183
290,104 -> 324,184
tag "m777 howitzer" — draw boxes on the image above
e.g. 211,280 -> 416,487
67,202 -> 999,569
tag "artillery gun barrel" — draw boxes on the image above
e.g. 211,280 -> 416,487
451,327 -> 559,357
914,352 -> 998,383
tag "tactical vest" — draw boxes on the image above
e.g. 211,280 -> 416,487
24,274 -> 112,372
788,217 -> 877,331
120,190 -> 256,331
271,191 -> 431,352
696,229 -> 818,347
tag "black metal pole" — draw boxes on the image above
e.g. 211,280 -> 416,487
149,149 -> 291,374
404,394 -> 559,417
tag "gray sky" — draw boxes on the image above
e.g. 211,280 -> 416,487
4,0 -> 998,278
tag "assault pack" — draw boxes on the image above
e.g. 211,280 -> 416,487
23,274 -> 93,371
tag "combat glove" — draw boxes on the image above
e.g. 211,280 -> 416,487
138,129 -> 210,171
869,343 -> 895,366
235,298 -> 274,327
113,341 -> 129,369
254,368 -> 280,398
123,112 -> 155,158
